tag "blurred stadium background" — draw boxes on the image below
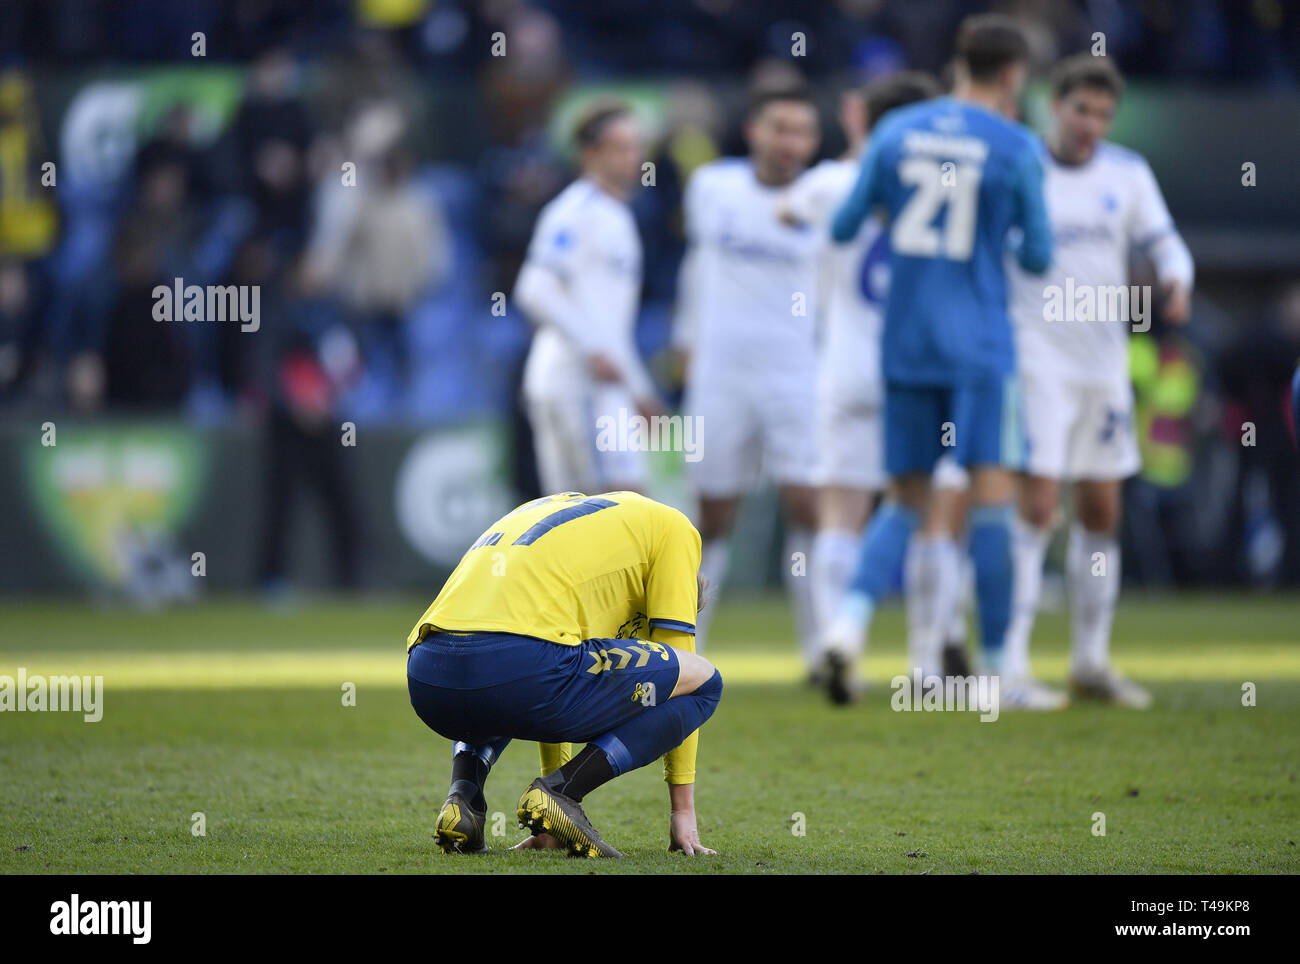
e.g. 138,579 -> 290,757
2,0 -> 1299,603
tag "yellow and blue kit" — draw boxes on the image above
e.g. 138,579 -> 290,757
406,491 -> 718,784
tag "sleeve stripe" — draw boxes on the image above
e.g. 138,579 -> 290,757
649,618 -> 696,634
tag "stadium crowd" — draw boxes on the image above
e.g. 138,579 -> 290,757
0,0 -> 1298,588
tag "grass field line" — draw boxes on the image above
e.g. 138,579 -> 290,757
1,644 -> 1297,689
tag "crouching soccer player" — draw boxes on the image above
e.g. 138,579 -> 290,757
406,491 -> 722,858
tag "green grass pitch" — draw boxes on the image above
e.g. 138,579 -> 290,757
1,593 -> 1297,874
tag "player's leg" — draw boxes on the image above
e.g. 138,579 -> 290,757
537,741 -> 571,776
942,546 -> 975,677
811,389 -> 885,695
538,649 -> 719,802
683,379 -> 755,652
759,375 -> 821,677
1068,478 -> 1148,707
1006,473 -> 1059,679
957,376 -> 1020,674
930,462 -> 972,680
527,394 -> 600,495
1064,380 -> 1148,707
519,645 -> 723,857
408,638 -> 521,854
811,380 -> 883,646
695,495 -> 738,652
964,377 -> 1070,709
436,738 -> 511,853
822,483 -> 920,672
960,377 -> 1066,709
1004,366 -> 1074,679
906,472 -> 964,680
780,482 -> 821,679
812,484 -> 874,638
820,383 -> 938,700
966,466 -> 1016,670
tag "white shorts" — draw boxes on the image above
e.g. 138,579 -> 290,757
932,453 -> 969,491
816,387 -> 886,491
682,373 -> 818,497
1022,370 -> 1140,481
526,385 -> 647,495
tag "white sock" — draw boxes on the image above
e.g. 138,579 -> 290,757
1004,516 -> 1052,679
1067,524 -> 1120,676
905,535 -> 960,678
784,526 -> 819,671
946,553 -> 972,645
694,538 -> 730,653
811,527 -> 860,649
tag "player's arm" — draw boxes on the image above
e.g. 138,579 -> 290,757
514,222 -> 621,379
537,741 -> 571,776
614,344 -> 662,415
1011,145 -> 1053,274
830,139 -> 884,243
1130,158 -> 1194,323
644,512 -> 715,854
649,624 -> 715,856
605,228 -> 661,411
514,262 -> 601,355
649,625 -> 699,784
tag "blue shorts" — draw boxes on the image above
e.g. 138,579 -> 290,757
407,631 -> 683,747
884,376 -> 1026,477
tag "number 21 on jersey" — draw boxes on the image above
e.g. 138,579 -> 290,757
892,158 -> 982,261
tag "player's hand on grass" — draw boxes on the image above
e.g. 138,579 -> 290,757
668,810 -> 716,856
511,831 -> 564,851
1162,280 -> 1190,324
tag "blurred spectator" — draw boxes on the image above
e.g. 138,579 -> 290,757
304,101 -> 450,399
0,0 -> 1296,595
257,260 -> 363,593
87,143 -> 201,411
232,46 -> 313,258
1217,285 -> 1300,586
0,260 -> 36,399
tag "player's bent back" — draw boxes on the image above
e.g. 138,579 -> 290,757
405,491 -> 722,857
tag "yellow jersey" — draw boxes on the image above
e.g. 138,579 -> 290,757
406,491 -> 702,650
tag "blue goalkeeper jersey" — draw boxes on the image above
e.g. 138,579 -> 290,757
832,96 -> 1052,386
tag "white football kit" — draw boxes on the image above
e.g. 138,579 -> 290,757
783,158 -> 890,492
675,158 -> 825,496
1008,142 -> 1194,481
516,178 -> 654,493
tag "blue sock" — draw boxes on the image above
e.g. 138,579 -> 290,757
453,737 -> 512,767
969,503 -> 1014,668
593,670 -> 723,776
846,501 -> 919,603
450,737 -> 511,810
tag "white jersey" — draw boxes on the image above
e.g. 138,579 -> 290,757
1009,141 -> 1194,387
519,178 -> 649,401
675,158 -> 825,381
783,157 -> 888,408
